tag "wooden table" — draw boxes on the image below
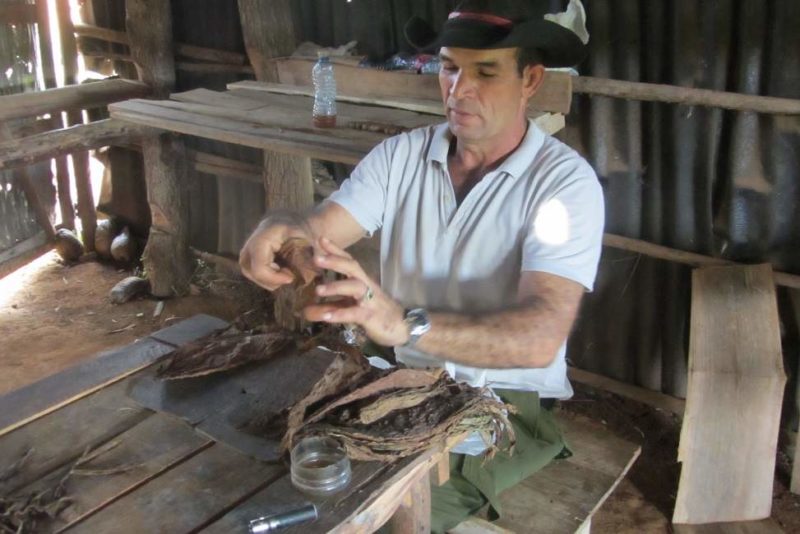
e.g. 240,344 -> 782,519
0,315 -> 447,533
108,83 -> 566,167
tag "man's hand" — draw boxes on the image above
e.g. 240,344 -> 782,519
303,237 -> 409,347
239,219 -> 312,291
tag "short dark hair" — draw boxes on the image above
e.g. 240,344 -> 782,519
516,47 -> 544,75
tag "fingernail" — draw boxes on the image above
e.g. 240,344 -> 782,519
323,312 -> 332,320
316,255 -> 327,264
317,285 -> 326,295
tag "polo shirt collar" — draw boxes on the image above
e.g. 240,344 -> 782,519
426,119 -> 546,179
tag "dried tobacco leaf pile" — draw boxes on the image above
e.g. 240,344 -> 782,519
288,368 -> 516,462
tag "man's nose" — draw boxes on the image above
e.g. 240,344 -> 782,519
449,71 -> 474,99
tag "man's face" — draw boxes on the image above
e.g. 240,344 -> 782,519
438,46 -> 540,143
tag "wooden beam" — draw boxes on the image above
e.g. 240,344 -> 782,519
187,149 -> 262,184
674,264 -> 785,524
573,76 -> 800,115
0,119 -> 154,171
125,0 -> 175,98
273,57 -> 573,115
602,233 -> 800,290
0,2 -> 38,25
175,44 -> 247,66
175,62 -> 254,75
75,22 -> 247,65
0,79 -> 151,121
568,367 -> 686,416
141,134 -> 191,297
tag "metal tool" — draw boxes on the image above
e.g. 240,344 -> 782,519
248,503 -> 318,533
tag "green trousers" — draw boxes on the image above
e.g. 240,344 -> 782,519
430,389 -> 569,534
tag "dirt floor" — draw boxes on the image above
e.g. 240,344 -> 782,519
1,253 -> 800,533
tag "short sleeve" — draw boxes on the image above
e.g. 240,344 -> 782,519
521,162 -> 605,291
327,138 -> 394,237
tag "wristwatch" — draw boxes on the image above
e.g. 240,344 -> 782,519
401,308 -> 431,348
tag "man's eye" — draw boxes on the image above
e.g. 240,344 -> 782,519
478,71 -> 496,78
442,65 -> 457,72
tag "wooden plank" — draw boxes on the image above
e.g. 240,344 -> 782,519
16,414 -> 212,530
0,314 -> 227,437
0,337 -> 172,437
204,445 -> 446,534
0,119 -> 155,171
272,57 -> 573,114
568,366 -> 686,416
603,233 -> 800,290
449,517 -> 514,534
573,75 -> 800,115
490,414 -> 640,534
187,149 -> 263,184
171,89 -> 439,131
673,519 -> 784,534
0,380 -> 151,495
109,100 -> 368,165
674,264 -> 786,524
790,289 -> 800,495
228,80 -> 445,115
69,444 -> 284,533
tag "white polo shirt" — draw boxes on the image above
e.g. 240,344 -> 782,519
329,119 -> 604,399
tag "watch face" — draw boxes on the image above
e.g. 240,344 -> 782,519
406,308 -> 431,338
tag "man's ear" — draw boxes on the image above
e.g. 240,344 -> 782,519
522,64 -> 546,99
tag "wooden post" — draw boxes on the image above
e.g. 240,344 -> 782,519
141,134 -> 191,297
238,0 -> 314,331
56,0 -> 96,251
36,0 -> 75,230
125,0 -> 188,296
125,0 -> 175,98
388,475 -> 432,534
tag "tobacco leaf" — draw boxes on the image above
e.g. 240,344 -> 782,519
302,368 -> 444,427
276,237 -> 321,288
157,325 -> 295,380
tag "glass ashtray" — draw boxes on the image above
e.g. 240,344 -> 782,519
290,436 -> 351,496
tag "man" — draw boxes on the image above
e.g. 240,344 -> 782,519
240,0 -> 603,530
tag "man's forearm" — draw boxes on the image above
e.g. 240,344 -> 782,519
414,298 -> 574,369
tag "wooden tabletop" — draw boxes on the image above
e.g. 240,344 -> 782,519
108,83 -> 565,166
0,315 -> 444,533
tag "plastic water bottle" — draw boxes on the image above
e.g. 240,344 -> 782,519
312,53 -> 337,128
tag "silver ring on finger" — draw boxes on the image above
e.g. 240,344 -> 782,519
360,285 -> 374,304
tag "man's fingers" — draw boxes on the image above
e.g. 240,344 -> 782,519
305,303 -> 367,324
318,236 -> 352,259
314,252 -> 364,280
316,279 -> 369,300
